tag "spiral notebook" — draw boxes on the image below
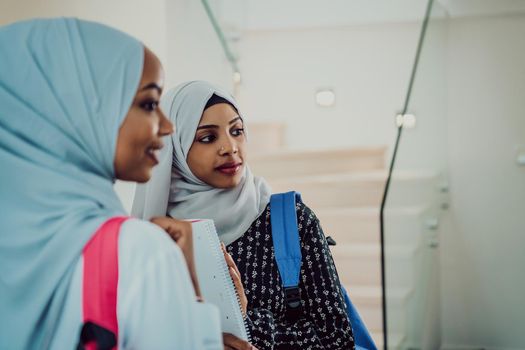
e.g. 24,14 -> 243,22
191,219 -> 250,341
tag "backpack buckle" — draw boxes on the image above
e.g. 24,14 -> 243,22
284,286 -> 303,320
77,321 -> 116,350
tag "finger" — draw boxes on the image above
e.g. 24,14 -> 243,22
229,267 -> 242,291
231,259 -> 242,278
222,247 -> 229,263
150,216 -> 162,223
224,253 -> 241,278
220,242 -> 227,253
223,333 -> 252,350
223,249 -> 236,267
150,217 -> 170,232
222,333 -> 235,346
166,232 -> 181,244
221,243 -> 230,261
229,269 -> 246,312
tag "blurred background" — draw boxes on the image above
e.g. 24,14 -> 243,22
2,1 -> 524,349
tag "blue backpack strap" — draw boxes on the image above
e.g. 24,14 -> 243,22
271,191 -> 377,349
270,191 -> 304,319
341,285 -> 378,350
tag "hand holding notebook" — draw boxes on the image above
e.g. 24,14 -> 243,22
150,217 -> 251,341
150,216 -> 202,297
220,242 -> 248,317
191,219 -> 251,341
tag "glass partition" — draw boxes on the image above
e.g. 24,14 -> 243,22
384,0 -> 525,348
201,1 -> 525,350
204,1 -> 438,349
382,0 -> 448,349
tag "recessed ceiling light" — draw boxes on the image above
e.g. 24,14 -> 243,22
316,89 -> 335,107
396,113 -> 417,128
233,71 -> 241,84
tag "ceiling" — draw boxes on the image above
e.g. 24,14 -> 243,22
211,0 -> 525,31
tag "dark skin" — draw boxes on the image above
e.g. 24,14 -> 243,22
114,47 -> 172,183
187,103 -> 247,189
114,47 -> 256,349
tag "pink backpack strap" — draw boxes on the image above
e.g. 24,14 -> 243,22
77,216 -> 129,350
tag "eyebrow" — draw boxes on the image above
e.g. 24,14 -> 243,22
196,116 -> 242,130
139,82 -> 162,93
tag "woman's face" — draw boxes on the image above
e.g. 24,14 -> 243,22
187,103 -> 247,189
114,47 -> 173,183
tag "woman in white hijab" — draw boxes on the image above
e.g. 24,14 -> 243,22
133,81 -> 355,350
0,19 -> 222,349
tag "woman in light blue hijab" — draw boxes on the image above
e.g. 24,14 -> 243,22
0,18 -> 222,349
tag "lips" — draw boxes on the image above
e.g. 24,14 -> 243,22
215,162 -> 242,175
146,143 -> 163,165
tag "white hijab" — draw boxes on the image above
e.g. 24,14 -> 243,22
132,81 -> 271,245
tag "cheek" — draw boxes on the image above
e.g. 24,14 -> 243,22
238,143 -> 247,160
187,147 -> 213,176
128,119 -> 155,149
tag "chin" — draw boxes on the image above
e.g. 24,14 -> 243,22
222,177 -> 243,189
210,178 -> 237,189
132,168 -> 152,183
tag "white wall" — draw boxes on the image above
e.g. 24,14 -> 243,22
236,23 -> 421,152
440,14 -> 525,350
0,0 -> 169,65
164,0 -> 234,89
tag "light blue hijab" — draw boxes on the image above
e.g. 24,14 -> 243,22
0,18 -> 143,348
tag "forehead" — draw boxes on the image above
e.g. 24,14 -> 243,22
140,48 -> 164,86
200,103 -> 239,124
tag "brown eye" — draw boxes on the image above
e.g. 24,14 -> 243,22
231,128 -> 245,137
141,100 -> 159,112
198,134 -> 217,143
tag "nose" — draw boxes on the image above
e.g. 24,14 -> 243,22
158,108 -> 174,136
218,135 -> 238,156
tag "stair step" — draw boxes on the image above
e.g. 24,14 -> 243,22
250,146 -> 387,178
332,243 -> 415,259
332,243 -> 415,286
269,171 -> 386,208
316,207 -> 380,245
343,284 -> 412,335
372,332 -> 405,349
346,285 -> 411,307
246,122 -> 286,154
317,205 -> 427,246
268,170 -> 439,209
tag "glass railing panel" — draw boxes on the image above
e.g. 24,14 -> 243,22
383,1 -> 449,349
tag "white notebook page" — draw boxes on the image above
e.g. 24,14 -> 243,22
191,219 -> 250,341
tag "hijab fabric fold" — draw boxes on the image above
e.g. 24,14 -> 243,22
0,18 -> 143,348
132,81 -> 271,245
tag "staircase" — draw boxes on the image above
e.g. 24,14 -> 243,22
248,123 -> 441,349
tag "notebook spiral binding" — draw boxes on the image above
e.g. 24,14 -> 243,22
231,270 -> 252,343
206,221 -> 252,342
